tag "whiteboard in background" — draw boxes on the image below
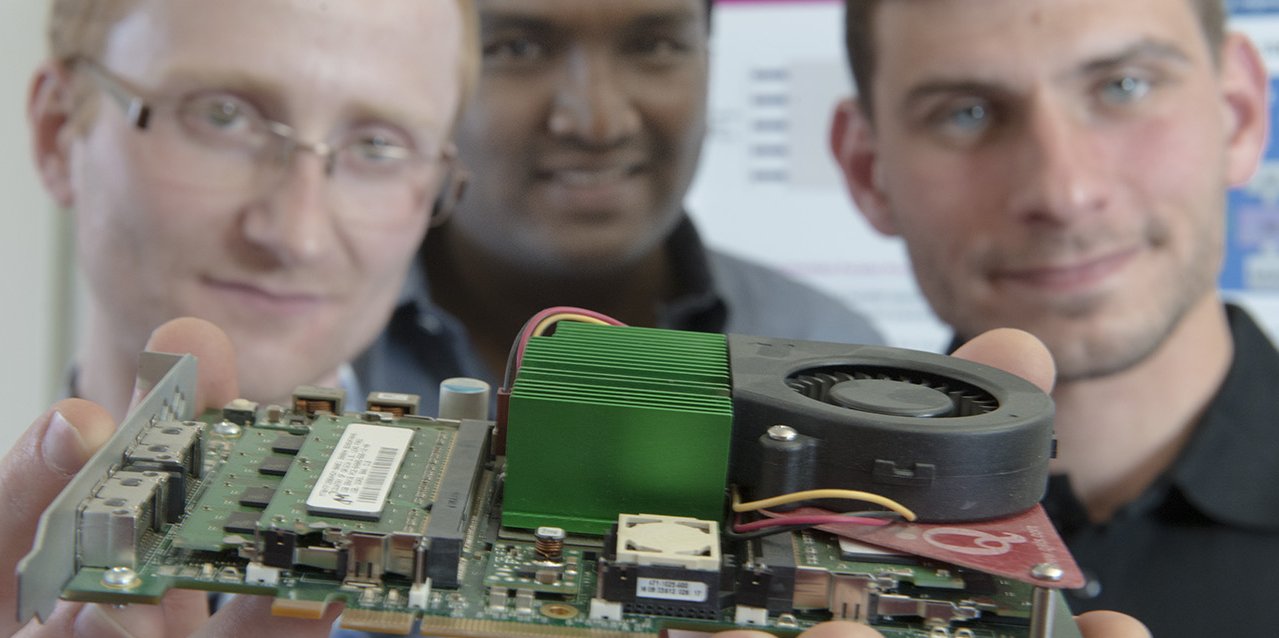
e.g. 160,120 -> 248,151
688,0 -> 948,353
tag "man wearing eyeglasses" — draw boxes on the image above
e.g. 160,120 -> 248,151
4,0 -> 471,632
25,0 -> 473,423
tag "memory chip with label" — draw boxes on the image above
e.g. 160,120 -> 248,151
306,423 -> 414,520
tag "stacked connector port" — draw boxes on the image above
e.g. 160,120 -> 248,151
77,419 -> 205,571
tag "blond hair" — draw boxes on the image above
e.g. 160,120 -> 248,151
47,0 -> 480,116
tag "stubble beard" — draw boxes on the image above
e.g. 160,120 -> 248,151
951,215 -> 1219,383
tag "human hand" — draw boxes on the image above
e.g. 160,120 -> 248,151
2,318 -> 341,637
1073,610 -> 1151,637
711,609 -> 1151,638
949,332 -> 1154,637
951,327 -> 1056,393
711,621 -> 882,638
715,329 -> 1152,638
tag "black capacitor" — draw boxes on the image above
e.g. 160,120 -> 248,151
753,425 -> 819,509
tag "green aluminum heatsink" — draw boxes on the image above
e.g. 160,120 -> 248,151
502,322 -> 733,534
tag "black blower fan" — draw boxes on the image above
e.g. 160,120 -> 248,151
728,334 -> 1055,522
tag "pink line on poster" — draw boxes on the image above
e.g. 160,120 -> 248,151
715,0 -> 837,4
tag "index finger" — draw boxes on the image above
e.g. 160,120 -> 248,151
135,317 -> 240,414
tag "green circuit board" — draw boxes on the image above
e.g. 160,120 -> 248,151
19,352 -> 1080,638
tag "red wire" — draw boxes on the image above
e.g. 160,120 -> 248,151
733,514 -> 890,533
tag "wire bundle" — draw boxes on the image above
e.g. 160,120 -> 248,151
727,488 -> 916,540
500,306 -> 627,391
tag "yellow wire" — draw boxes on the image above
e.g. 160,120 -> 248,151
733,488 -> 917,521
531,314 -> 611,337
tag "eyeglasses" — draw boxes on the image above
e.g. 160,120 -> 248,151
73,57 -> 454,229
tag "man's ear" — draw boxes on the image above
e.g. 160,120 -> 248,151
430,144 -> 468,228
28,62 -> 77,209
829,97 -> 899,236
1219,32 -> 1269,188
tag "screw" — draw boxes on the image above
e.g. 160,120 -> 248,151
102,566 -> 139,589
766,425 -> 798,441
1030,563 -> 1064,582
212,421 -> 241,437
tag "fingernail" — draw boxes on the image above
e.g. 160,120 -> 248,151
42,410 -> 88,475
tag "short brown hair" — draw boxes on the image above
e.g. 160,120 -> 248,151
844,0 -> 1226,121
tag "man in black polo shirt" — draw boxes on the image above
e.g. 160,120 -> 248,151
830,0 -> 1277,634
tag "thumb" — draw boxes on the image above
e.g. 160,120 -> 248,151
0,398 -> 116,634
952,327 -> 1056,394
5,317 -> 237,632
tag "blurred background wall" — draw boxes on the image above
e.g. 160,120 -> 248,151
0,2 -> 72,454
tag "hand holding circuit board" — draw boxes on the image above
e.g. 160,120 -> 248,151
2,318 -> 340,638
713,612 -> 1148,638
5,317 -> 1150,638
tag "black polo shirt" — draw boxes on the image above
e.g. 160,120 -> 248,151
1043,304 -> 1279,636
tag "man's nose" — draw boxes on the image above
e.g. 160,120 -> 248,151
548,48 -> 641,145
240,151 -> 337,265
1009,101 -> 1111,224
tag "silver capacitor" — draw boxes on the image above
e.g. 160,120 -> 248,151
438,377 -> 492,420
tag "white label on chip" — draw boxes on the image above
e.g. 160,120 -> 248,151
838,537 -> 909,558
635,578 -> 708,602
306,423 -> 413,519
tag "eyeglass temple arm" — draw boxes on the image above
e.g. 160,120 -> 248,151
124,99 -> 152,129
74,59 -> 153,130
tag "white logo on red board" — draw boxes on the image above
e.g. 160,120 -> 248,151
921,528 -> 1028,556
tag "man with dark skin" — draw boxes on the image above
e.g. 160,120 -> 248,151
356,0 -> 883,410
831,0 -> 1276,634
